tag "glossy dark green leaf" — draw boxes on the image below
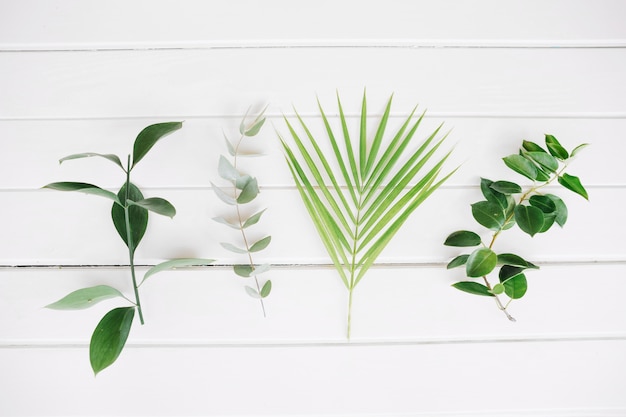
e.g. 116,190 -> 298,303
250,236 -> 271,252
466,247 -> 497,278
529,195 -> 557,213
571,143 -> 589,158
525,151 -> 558,173
497,253 -> 539,269
558,173 -> 589,200
142,258 -> 215,284
538,212 -> 556,233
447,254 -> 469,269
480,178 -> 508,209
444,230 -> 482,247
237,177 -> 259,204
522,140 -> 547,153
471,201 -> 505,231
452,281 -> 494,297
128,197 -> 176,218
233,265 -> 253,277
503,274 -> 528,299
503,154 -> 538,180
499,265 -> 525,281
111,183 -> 148,252
59,153 -> 125,171
44,182 -> 121,205
45,285 -> 125,310
490,181 -> 522,195
132,122 -> 182,169
90,307 -> 135,375
545,134 -> 569,160
243,209 -> 266,228
545,194 -> 568,227
514,205 -> 544,237
260,280 -> 272,298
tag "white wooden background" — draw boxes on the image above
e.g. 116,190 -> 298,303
1,1 -> 626,416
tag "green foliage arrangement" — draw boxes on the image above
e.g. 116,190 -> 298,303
444,135 -> 588,320
213,108 -> 272,315
44,122 -> 214,374
280,92 -> 456,338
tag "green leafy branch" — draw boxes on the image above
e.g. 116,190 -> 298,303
281,92 -> 456,338
213,108 -> 272,315
444,134 -> 589,320
44,122 -> 214,374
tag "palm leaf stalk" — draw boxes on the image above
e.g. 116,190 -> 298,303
280,92 -> 456,338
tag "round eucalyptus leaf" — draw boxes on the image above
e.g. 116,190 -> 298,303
466,247 -> 497,278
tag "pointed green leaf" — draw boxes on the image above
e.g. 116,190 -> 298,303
364,94 -> 393,177
213,216 -> 240,229
244,114 -> 266,137
480,178 -> 509,209
503,274 -> 528,299
111,183 -> 148,252
142,258 -> 215,284
545,134 -> 569,160
127,197 -> 175,218
218,155 -> 240,182
359,90 -> 367,177
211,182 -> 236,205
545,194 -> 568,227
90,307 -> 135,375
471,201 -> 505,231
447,254 -> 469,269
132,122 -> 182,169
44,182 -> 121,205
522,140 -> 547,153
221,242 -> 248,254
490,181 -> 522,195
250,236 -> 271,252
46,285 -> 125,310
499,265 -> 525,281
224,133 -> 236,157
571,143 -> 589,158
514,204 -> 544,237
260,280 -> 272,298
466,247 -> 497,278
529,195 -> 557,213
233,265 -> 253,277
558,173 -> 588,200
452,281 -> 494,297
444,230 -> 482,247
524,151 -> 558,173
497,253 -> 539,269
242,209 -> 266,228
245,286 -> 261,299
503,155 -> 538,180
59,153 -> 125,171
237,177 -> 259,204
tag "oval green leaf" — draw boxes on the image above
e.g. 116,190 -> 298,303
466,247 -> 497,278
250,236 -> 271,252
480,178 -> 508,209
503,154 -> 538,181
132,122 -> 183,169
213,216 -> 239,229
514,205 -> 544,237
447,254 -> 469,269
221,242 -> 248,254
503,274 -> 528,299
490,181 -> 522,195
524,151 -> 558,173
218,155 -> 240,183
142,258 -> 215,284
260,280 -> 272,298
499,265 -> 525,282
497,253 -> 539,269
492,283 -> 505,295
245,286 -> 261,299
128,197 -> 176,218
571,143 -> 589,158
234,265 -> 253,277
529,195 -> 557,214
558,173 -> 589,200
59,153 -> 125,171
243,209 -> 267,229
452,281 -> 495,297
237,177 -> 259,204
44,182 -> 121,206
522,140 -> 547,153
545,194 -> 568,227
90,307 -> 135,375
46,285 -> 125,310
471,201 -> 505,231
545,134 -> 569,160
111,183 -> 148,252
444,230 -> 482,247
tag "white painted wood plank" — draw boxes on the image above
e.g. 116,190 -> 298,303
2,0 -> 625,49
0,117 -> 621,189
2,340 -> 625,416
1,48 -> 625,119
0,187 -> 619,265
2,264 -> 624,343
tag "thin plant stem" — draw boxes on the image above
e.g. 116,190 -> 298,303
124,155 -> 144,325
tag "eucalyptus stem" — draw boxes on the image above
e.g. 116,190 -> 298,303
124,155 -> 144,325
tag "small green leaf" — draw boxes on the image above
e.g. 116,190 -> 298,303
142,258 -> 214,284
111,183 -> 148,252
224,134 -> 236,157
471,201 -> 505,231
503,155 -> 538,181
233,265 -> 253,277
497,253 -> 539,269
545,194 -> 568,227
492,283 -> 505,295
545,134 -> 569,160
237,177 -> 259,204
213,216 -> 240,229
218,155 -> 240,183
514,205 -> 544,237
538,212 -> 556,233
127,197 -> 176,218
90,307 -> 135,375
524,151 -> 559,173
444,230 -> 482,247
260,280 -> 272,298
59,153 -> 125,171
490,181 -> 522,195
221,242 -> 248,254
447,254 -> 469,269
242,209 -> 266,228
211,182 -> 236,205
499,265 -> 525,281
503,274 -> 528,299
529,195 -> 557,213
244,115 -> 267,137
480,178 -> 509,209
250,263 -> 271,276
249,236 -> 271,252
44,182 -> 121,205
522,140 -> 547,153
558,173 -> 589,200
132,122 -> 182,169
245,286 -> 261,299
46,285 -> 125,310
571,143 -> 589,158
452,281 -> 494,297
466,247 -> 497,278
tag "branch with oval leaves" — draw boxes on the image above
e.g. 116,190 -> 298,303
43,122 -> 214,375
444,134 -> 589,320
212,107 -> 272,316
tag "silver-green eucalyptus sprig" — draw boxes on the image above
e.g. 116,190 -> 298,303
444,134 -> 589,321
280,92 -> 456,338
212,108 -> 272,315
44,122 -> 214,375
